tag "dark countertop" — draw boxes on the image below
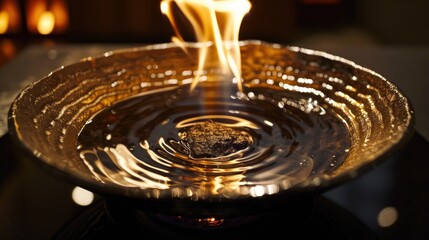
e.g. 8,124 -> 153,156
0,43 -> 428,239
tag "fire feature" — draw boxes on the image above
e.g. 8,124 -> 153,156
7,0 -> 415,231
161,0 -> 251,92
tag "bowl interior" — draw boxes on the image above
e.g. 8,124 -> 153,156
8,41 -> 414,204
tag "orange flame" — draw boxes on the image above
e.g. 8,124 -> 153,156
161,0 -> 251,92
0,0 -> 21,34
37,11 -> 55,35
27,0 -> 68,35
0,11 -> 9,34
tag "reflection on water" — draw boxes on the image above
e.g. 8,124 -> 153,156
9,41 -> 412,203
77,81 -> 350,200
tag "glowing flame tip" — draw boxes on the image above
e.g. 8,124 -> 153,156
161,0 -> 251,92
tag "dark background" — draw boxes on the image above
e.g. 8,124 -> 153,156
1,0 -> 429,67
66,0 -> 429,46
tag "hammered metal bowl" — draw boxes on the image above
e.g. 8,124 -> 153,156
8,40 -> 414,217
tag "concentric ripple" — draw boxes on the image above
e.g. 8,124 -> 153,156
77,82 -> 350,199
9,41 -> 414,202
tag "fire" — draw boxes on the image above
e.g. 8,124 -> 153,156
0,11 -> 9,34
37,11 -> 55,35
161,0 -> 251,92
26,0 -> 68,35
0,0 -> 21,34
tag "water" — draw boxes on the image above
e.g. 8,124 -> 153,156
77,81 -> 350,200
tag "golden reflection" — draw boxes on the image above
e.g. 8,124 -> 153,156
174,216 -> 225,227
203,174 -> 245,195
197,217 -> 224,226
250,185 -> 265,197
176,114 -> 258,129
8,24 -> 410,200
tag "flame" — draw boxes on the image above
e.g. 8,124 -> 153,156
161,0 -> 251,92
0,11 -> 9,34
0,0 -> 21,34
37,11 -> 55,35
27,0 -> 68,35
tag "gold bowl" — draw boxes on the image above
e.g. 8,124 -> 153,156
8,40 -> 414,218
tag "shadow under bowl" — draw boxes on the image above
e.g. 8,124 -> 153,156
8,40 -> 414,219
